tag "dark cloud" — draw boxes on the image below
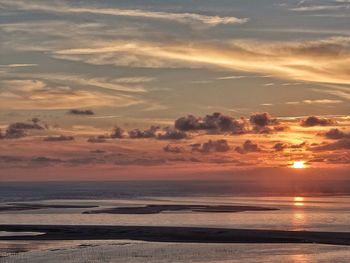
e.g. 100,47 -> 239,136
290,141 -> 307,149
249,112 -> 281,134
2,120 -> 44,139
158,129 -> 187,140
0,155 -> 22,163
110,127 -> 124,139
175,112 -> 248,134
87,136 -> 107,143
253,126 -> 273,134
273,125 -> 289,132
7,121 -> 44,130
273,142 -> 288,151
68,109 -> 95,115
0,155 -> 62,168
128,126 -> 159,139
327,156 -> 350,164
250,112 -> 277,127
301,116 -> 335,127
163,144 -> 184,153
3,127 -> 27,139
235,140 -> 261,154
31,156 -> 62,165
200,139 -> 230,153
190,143 -> 201,152
43,135 -> 74,142
272,141 -> 307,151
324,128 -> 350,140
173,112 -> 287,135
312,139 -> 350,151
114,158 -> 166,166
90,150 -> 106,154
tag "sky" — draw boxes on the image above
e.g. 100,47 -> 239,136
0,0 -> 349,181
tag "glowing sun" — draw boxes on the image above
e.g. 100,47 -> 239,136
292,161 -> 306,169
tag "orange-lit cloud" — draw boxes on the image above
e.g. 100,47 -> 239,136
54,37 -> 350,85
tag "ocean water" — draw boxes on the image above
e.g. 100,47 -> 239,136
0,182 -> 349,262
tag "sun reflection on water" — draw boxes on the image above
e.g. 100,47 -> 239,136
294,197 -> 305,206
291,254 -> 309,263
292,197 -> 306,230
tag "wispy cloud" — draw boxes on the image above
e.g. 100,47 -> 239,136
53,37 -> 350,85
0,79 -> 142,109
2,72 -> 149,93
0,64 -> 37,68
1,0 -> 248,26
314,85 -> 350,100
286,99 -> 344,105
290,5 -> 349,11
302,99 -> 343,104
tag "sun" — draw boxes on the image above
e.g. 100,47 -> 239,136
292,161 -> 306,169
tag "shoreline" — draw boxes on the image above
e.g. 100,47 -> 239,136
0,225 -> 349,246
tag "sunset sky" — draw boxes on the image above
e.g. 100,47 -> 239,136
0,0 -> 349,181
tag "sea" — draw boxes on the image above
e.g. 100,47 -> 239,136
0,181 -> 349,263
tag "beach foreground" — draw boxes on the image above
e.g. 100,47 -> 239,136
1,225 -> 350,246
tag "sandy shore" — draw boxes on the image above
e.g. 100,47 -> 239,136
0,225 -> 349,246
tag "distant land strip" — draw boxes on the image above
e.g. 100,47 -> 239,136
82,204 -> 279,214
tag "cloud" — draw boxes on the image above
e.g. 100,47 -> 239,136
249,112 -> 281,133
301,116 -> 335,127
0,64 -> 37,68
157,129 -> 187,140
173,112 -> 286,135
324,128 -> 350,139
290,142 -> 307,149
199,139 -> 230,153
312,139 -> 350,151
7,121 -> 43,131
53,37 -> 350,85
87,136 -> 107,143
2,0 -> 248,26
1,119 -> 44,139
110,77 -> 155,84
290,5 -> 347,11
272,141 -> 307,151
128,126 -> 159,139
313,85 -> 350,101
235,140 -> 261,154
0,155 -> 62,168
175,113 -> 248,134
0,79 -> 141,109
285,99 -> 344,105
43,135 -> 74,142
68,109 -> 95,116
163,144 -> 184,153
273,142 -> 288,151
30,156 -> 62,165
2,127 -> 26,139
302,99 -> 343,104
249,112 -> 276,127
110,127 -> 125,139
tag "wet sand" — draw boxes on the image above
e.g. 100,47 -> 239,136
83,204 -> 279,214
0,225 -> 349,246
0,204 -> 97,212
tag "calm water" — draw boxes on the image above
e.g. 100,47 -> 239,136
0,196 -> 349,232
0,182 -> 349,262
